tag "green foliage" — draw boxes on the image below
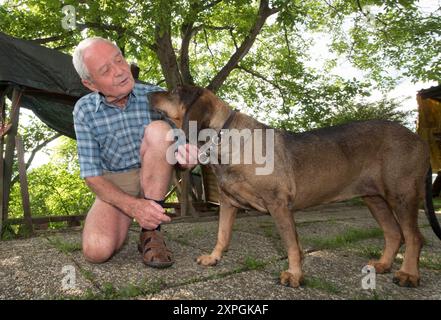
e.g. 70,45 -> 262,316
0,0 -> 436,234
8,135 -> 93,226
0,0 -> 434,132
327,0 -> 441,83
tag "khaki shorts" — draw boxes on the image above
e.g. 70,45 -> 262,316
103,169 -> 142,198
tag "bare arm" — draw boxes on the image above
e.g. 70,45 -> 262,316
85,176 -> 171,229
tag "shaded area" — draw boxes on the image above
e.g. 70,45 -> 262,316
0,32 -> 90,138
1,203 -> 440,300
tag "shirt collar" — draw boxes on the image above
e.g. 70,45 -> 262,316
94,87 -> 137,112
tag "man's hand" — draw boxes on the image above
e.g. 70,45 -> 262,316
128,198 -> 171,230
175,143 -> 199,169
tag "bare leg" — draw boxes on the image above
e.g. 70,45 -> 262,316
138,120 -> 176,268
140,120 -> 174,201
82,198 -> 132,263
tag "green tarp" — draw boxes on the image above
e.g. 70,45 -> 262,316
0,32 -> 90,138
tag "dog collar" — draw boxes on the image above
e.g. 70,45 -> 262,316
198,109 -> 237,164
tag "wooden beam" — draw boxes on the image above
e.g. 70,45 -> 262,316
15,135 -> 33,234
181,170 -> 198,217
0,86 -> 6,236
2,87 -> 22,224
7,214 -> 86,226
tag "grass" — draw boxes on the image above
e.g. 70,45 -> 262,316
344,197 -> 365,206
46,236 -> 82,254
71,278 -> 167,300
354,244 -> 441,271
303,276 -> 341,294
170,233 -> 191,246
419,254 -> 441,270
431,198 -> 441,210
303,227 -> 384,250
242,256 -> 266,271
258,223 -> 277,239
357,245 -> 383,260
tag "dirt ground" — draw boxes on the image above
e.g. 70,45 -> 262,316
0,202 -> 440,300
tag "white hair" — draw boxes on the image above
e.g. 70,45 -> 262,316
72,37 -> 121,80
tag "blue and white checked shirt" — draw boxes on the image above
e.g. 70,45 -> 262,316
73,83 -> 167,178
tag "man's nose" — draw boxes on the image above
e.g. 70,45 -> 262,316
113,64 -> 125,77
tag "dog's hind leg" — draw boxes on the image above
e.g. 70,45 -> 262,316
362,195 -> 403,273
196,194 -> 238,266
270,203 -> 304,288
386,190 -> 424,287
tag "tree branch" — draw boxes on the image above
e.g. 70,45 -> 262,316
154,16 -> 183,89
202,0 -> 224,11
77,21 -> 126,33
236,64 -> 289,116
31,33 -> 74,45
203,29 -> 216,67
207,0 -> 280,92
11,133 -> 62,187
356,0 -> 388,27
180,22 -> 196,85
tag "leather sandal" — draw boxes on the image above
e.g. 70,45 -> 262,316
138,229 -> 174,268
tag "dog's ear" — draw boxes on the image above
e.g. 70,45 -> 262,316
178,86 -> 215,136
176,85 -> 204,111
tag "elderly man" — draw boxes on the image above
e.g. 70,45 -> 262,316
72,37 -> 196,268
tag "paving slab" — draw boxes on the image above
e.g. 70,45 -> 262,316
1,203 -> 440,300
0,235 -> 96,299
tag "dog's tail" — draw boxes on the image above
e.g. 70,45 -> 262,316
424,166 -> 441,241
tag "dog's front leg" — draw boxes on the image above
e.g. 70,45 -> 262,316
271,204 -> 304,288
197,195 -> 238,266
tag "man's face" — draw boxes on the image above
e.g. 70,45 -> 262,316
81,41 -> 134,103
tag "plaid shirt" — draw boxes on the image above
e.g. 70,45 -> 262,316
73,83 -> 166,178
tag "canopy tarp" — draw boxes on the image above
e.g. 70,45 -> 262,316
0,32 -> 90,138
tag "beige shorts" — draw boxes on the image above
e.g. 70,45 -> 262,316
103,169 -> 142,198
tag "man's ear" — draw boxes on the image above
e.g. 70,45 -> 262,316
81,79 -> 98,92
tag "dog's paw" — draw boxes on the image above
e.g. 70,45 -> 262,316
393,270 -> 420,287
368,260 -> 392,274
196,255 -> 219,266
280,271 -> 304,288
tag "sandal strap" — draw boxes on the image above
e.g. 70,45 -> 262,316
139,229 -> 174,265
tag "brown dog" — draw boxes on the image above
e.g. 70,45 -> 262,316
150,85 -> 441,288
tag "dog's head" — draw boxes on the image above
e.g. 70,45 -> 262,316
149,85 -> 221,135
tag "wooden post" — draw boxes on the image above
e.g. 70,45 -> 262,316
15,135 -> 33,234
2,87 -> 22,226
181,170 -> 198,218
0,87 -> 6,236
181,170 -> 189,216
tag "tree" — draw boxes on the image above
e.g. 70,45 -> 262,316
1,0 -> 438,131
10,112 -> 61,187
8,136 -> 93,222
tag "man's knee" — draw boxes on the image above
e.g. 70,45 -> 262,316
82,235 -> 115,264
143,120 -> 173,146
